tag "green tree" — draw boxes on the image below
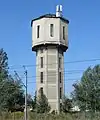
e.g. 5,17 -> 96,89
0,48 -> 8,81
0,48 -> 9,110
0,76 -> 24,111
72,65 -> 100,112
36,89 -> 51,113
0,48 -> 24,111
32,91 -> 37,110
27,94 -> 33,107
60,95 -> 72,113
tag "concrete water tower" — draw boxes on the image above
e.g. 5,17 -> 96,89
31,5 -> 69,112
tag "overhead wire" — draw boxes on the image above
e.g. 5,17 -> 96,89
12,70 -> 82,84
8,58 -> 100,70
13,69 -> 84,79
27,78 -> 80,84
6,58 -> 100,88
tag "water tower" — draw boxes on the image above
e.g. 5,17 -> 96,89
31,5 -> 69,112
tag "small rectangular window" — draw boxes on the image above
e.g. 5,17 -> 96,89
41,57 -> 43,68
59,72 -> 61,83
40,72 -> 43,83
37,25 -> 40,38
40,49 -> 43,53
63,26 -> 65,40
60,103 -> 62,110
40,87 -> 43,95
36,51 -> 38,56
50,24 -> 54,37
60,87 -> 62,99
59,57 -> 61,68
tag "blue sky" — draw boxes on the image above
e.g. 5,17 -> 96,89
0,0 -> 100,97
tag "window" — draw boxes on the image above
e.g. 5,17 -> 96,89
36,51 -> 38,56
40,87 -> 43,95
37,25 -> 40,38
60,103 -> 62,111
60,87 -> 62,99
59,72 -> 61,83
63,26 -> 65,40
40,72 -> 43,83
59,57 -> 61,68
41,57 -> 43,68
50,24 -> 54,37
40,49 -> 43,53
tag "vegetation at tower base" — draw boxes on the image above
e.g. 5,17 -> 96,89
1,111 -> 100,120
60,95 -> 73,113
27,94 -> 33,107
32,92 -> 73,114
32,91 -> 37,110
0,48 -> 25,112
34,89 -> 51,113
72,65 -> 100,112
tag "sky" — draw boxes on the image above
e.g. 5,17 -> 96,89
0,0 -> 100,97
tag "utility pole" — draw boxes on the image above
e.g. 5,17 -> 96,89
14,67 -> 28,120
24,69 -> 28,120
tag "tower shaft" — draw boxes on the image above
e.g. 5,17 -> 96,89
36,46 -> 64,111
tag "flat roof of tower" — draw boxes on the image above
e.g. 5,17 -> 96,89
31,14 -> 69,26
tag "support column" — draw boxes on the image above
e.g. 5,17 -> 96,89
56,48 -> 60,113
45,47 -> 48,97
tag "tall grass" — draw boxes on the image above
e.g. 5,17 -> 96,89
0,111 -> 100,120
0,112 -> 24,120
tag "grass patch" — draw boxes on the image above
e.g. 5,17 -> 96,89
0,111 -> 100,120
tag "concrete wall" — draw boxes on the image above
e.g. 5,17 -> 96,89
32,17 -> 68,48
36,46 -> 64,111
60,20 -> 68,46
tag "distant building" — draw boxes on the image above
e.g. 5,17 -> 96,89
31,5 -> 69,112
71,106 -> 80,112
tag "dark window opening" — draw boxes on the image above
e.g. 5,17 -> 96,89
63,26 -> 65,40
60,87 -> 62,99
40,72 -> 43,83
37,25 -> 40,38
41,57 -> 43,68
50,24 -> 54,37
59,57 -> 61,68
36,51 -> 38,56
60,103 -> 62,111
60,72 -> 61,83
40,49 -> 43,53
40,87 -> 43,95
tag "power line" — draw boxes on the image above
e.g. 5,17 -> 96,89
12,69 -> 83,80
11,70 -> 82,84
9,69 -> 84,75
27,78 -> 80,84
8,58 -> 100,70
0,78 -> 80,87
28,70 -> 83,79
0,69 -> 82,88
